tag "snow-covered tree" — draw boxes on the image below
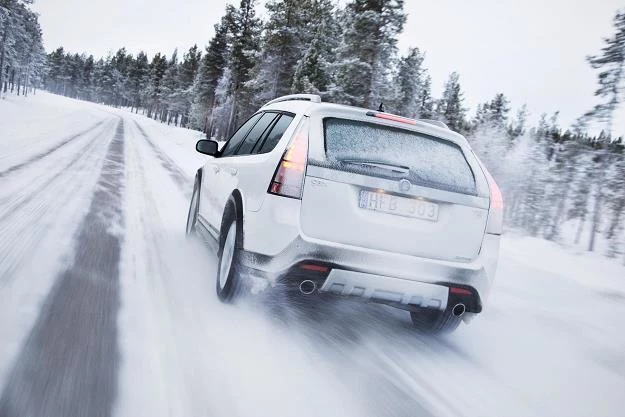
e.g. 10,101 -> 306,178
190,17 -> 229,132
225,0 -> 262,135
290,0 -> 338,95
436,71 -> 466,132
331,0 -> 406,108
584,9 -> 625,136
0,0 -> 45,97
418,74 -> 435,118
393,47 -> 425,118
160,49 -> 180,123
247,0 -> 314,103
177,45 -> 202,126
291,26 -> 331,94
582,9 -> 625,252
508,104 -> 528,140
127,51 -> 149,112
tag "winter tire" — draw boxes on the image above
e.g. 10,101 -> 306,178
216,202 -> 243,303
186,176 -> 200,236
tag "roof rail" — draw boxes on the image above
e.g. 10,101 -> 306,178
418,119 -> 449,129
263,94 -> 321,107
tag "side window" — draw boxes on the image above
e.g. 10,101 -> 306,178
256,114 -> 295,154
220,113 -> 263,157
235,113 -> 278,156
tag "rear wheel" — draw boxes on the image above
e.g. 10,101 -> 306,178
216,206 -> 243,303
410,307 -> 462,334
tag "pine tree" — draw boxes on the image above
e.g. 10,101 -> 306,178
191,17 -> 229,132
332,0 -> 406,108
584,9 -> 625,136
418,74 -> 434,118
0,0 -> 45,97
393,47 -> 425,118
583,9 -> 625,252
508,104 -> 528,140
160,49 -> 179,124
127,51 -> 149,112
436,71 -> 466,132
225,0 -> 262,135
486,93 -> 510,128
290,0 -> 337,96
604,140 -> 625,257
290,27 -> 330,94
247,0 -> 313,103
146,52 -> 168,119
177,45 -> 202,126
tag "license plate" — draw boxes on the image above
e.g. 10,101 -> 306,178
359,190 -> 439,222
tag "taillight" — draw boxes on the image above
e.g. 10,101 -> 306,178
268,117 -> 310,199
483,167 -> 503,234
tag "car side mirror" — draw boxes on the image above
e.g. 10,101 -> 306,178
196,139 -> 219,156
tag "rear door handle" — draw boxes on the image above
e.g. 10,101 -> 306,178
229,168 -> 238,176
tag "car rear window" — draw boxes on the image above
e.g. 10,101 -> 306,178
323,118 -> 477,195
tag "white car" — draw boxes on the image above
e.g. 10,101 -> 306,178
186,94 -> 502,333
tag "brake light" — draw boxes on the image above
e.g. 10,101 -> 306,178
483,167 -> 503,234
268,117 -> 310,199
366,111 -> 417,125
450,287 -> 473,296
300,264 -> 330,273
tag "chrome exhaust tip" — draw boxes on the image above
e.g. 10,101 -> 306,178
299,280 -> 316,295
452,303 -> 466,317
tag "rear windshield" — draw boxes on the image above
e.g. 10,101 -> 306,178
322,118 -> 477,195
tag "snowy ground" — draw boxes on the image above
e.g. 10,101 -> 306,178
1,92 -> 624,417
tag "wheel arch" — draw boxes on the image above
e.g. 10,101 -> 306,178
194,167 -> 203,213
221,189 -> 244,250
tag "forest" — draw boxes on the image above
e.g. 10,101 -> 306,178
1,0 -> 625,260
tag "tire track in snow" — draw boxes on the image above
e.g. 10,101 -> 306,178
0,119 -> 117,225
0,119 -> 108,178
0,120 -> 125,417
132,120 -> 191,196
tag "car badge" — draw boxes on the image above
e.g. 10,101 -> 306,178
399,179 -> 411,192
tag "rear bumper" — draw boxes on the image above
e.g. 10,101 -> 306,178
239,232 -> 500,310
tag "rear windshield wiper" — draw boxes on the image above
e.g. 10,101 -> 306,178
339,159 -> 410,174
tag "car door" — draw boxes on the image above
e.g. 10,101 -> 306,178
236,112 -> 297,212
199,113 -> 262,236
212,112 -> 280,224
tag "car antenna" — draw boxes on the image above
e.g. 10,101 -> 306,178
378,102 -> 386,112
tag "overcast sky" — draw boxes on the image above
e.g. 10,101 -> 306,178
32,0 -> 624,136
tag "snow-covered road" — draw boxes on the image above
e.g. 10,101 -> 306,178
1,93 -> 624,417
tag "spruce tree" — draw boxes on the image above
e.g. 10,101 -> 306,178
225,0 -> 262,135
436,71 -> 466,132
418,74 -> 434,118
247,0 -> 312,103
290,0 -> 338,96
393,47 -> 425,118
146,53 -> 168,119
191,18 -> 229,132
177,45 -> 202,126
508,104 -> 528,140
160,49 -> 180,124
127,51 -> 149,112
332,0 -> 406,108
